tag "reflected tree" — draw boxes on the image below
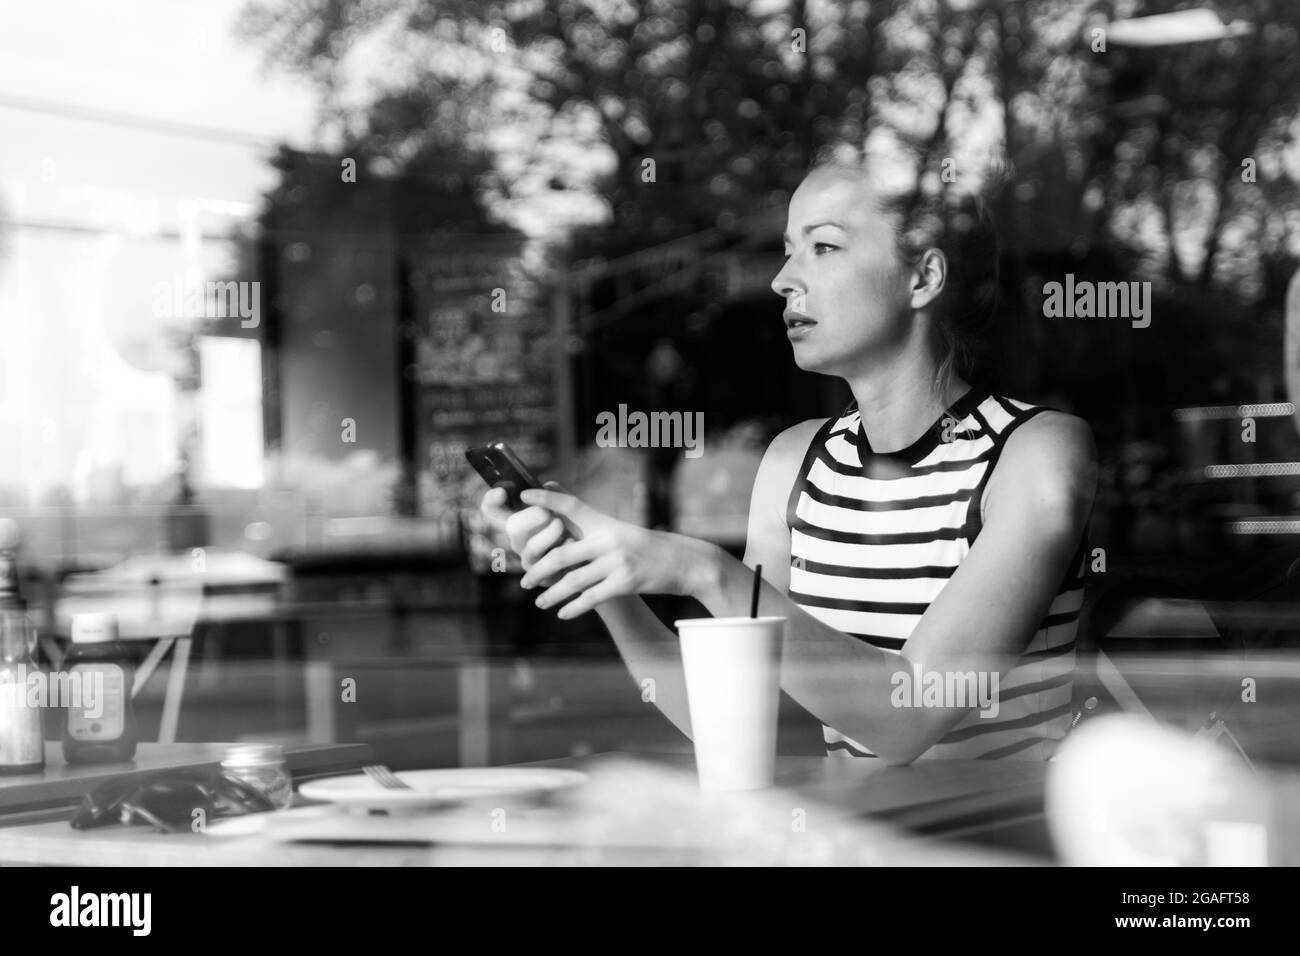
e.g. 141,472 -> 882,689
238,0 -> 1300,549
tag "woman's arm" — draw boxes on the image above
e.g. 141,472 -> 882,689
588,596 -> 693,739
520,411 -> 1097,765
481,486 -> 696,739
692,410 -> 1098,764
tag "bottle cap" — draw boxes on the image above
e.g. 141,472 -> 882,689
221,743 -> 286,769
71,612 -> 120,644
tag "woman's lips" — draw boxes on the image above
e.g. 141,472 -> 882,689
784,311 -> 817,339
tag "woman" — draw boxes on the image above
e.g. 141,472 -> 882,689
481,151 -> 1097,764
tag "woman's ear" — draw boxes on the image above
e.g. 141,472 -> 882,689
910,247 -> 947,310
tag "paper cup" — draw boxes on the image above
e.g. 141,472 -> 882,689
675,616 -> 784,791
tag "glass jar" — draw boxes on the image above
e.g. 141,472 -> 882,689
221,744 -> 293,810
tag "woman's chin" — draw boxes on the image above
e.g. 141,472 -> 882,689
790,346 -> 833,375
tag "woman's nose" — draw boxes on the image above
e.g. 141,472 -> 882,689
771,258 -> 803,299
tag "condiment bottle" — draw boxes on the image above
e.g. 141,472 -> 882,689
0,519 -> 43,775
62,612 -> 137,764
221,743 -> 294,810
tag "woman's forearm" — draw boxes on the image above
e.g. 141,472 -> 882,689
593,595 -> 694,740
692,542 -> 922,761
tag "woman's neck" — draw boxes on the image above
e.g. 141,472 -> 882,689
845,363 -> 972,455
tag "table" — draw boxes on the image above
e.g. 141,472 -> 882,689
0,753 -> 1049,866
0,741 -> 371,823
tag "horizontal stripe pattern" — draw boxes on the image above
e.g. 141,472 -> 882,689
788,388 -> 1086,761
808,450 -> 994,501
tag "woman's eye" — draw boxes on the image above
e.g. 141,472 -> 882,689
783,243 -> 837,257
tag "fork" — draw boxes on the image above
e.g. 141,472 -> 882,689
362,764 -> 414,790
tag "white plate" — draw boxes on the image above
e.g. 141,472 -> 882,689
202,804 -> 582,844
296,768 -> 589,812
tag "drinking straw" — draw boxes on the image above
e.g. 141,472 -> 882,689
750,565 -> 762,618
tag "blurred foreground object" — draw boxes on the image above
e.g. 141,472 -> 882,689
1047,715 -> 1268,865
520,757 -> 1037,866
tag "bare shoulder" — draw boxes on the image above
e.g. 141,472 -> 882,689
986,410 -> 1098,530
766,417 -> 831,463
759,418 -> 832,478
751,418 -> 832,519
1003,410 -> 1097,471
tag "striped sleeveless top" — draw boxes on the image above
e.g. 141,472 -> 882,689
785,386 -> 1087,761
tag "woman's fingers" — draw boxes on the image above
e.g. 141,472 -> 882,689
520,487 -> 593,542
554,576 -> 625,620
518,488 -> 591,524
533,553 -> 617,611
520,516 -> 567,567
504,506 -> 557,557
521,536 -> 606,589
480,486 -> 513,531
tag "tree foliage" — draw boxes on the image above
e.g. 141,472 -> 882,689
239,0 -> 1300,548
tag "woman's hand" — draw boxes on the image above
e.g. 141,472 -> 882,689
511,487 -> 718,619
478,483 -> 575,587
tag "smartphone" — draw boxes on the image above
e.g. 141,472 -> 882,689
465,441 -> 544,511
466,442 -> 581,594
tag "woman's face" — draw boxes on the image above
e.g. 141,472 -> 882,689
770,167 -> 916,377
